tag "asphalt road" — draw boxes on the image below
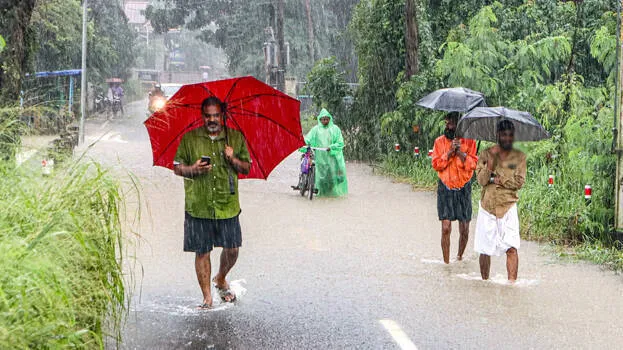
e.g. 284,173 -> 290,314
86,100 -> 623,349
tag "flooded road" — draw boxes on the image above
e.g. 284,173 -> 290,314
88,101 -> 623,349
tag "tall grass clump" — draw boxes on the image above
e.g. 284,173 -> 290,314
0,107 -> 21,161
0,159 -> 126,348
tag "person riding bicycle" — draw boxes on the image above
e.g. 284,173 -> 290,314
298,108 -> 348,197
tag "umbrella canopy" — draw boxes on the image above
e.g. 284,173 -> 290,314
456,107 -> 550,142
144,76 -> 304,179
416,87 -> 486,113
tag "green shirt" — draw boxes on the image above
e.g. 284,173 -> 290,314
174,127 -> 251,219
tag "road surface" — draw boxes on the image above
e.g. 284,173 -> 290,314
85,100 -> 623,349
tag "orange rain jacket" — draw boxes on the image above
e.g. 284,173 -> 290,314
432,136 -> 478,189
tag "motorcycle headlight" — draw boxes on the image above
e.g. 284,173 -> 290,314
153,98 -> 166,110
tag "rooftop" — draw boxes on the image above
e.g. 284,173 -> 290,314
124,1 -> 149,25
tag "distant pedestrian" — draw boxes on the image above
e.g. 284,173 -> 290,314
432,112 -> 478,264
113,84 -> 124,114
474,120 -> 527,282
173,96 -> 251,309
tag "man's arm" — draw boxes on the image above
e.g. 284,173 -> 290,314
224,145 -> 251,175
174,159 -> 212,178
329,127 -> 345,153
475,149 -> 492,187
495,153 -> 526,190
431,138 -> 453,172
228,156 -> 251,175
458,139 -> 478,171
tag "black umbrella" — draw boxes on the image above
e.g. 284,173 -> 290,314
456,107 -> 550,142
416,87 -> 487,113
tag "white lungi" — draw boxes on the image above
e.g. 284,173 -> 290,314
474,202 -> 520,256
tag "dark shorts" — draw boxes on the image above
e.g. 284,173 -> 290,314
184,212 -> 242,254
437,180 -> 472,222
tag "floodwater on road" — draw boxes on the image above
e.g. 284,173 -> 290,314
87,101 -> 623,349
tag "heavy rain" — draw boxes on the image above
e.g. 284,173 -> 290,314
1,0 -> 623,349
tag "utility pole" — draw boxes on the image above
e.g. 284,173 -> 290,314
304,0 -> 315,65
276,0 -> 286,92
614,0 -> 623,241
79,0 -> 88,145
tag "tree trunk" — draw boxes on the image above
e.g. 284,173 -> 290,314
276,0 -> 286,92
405,0 -> 419,79
0,0 -> 38,105
304,0 -> 315,65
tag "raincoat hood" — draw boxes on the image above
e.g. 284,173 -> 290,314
317,108 -> 334,127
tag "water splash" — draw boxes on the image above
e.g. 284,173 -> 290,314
131,279 -> 248,315
420,258 -> 448,265
455,273 -> 539,287
419,257 -> 471,264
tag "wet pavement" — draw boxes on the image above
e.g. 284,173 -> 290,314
86,100 -> 623,349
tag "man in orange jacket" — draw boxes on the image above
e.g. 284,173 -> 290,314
432,112 -> 478,264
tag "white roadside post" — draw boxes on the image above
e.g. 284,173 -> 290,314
79,0 -> 88,145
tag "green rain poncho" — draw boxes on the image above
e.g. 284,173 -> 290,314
301,109 -> 348,197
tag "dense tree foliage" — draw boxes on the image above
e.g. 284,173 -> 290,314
0,0 -> 37,104
305,57 -> 349,115
343,0 -> 408,159
0,0 -> 136,105
146,0 -> 358,80
30,0 -> 136,83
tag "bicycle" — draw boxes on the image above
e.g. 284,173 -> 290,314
292,146 -> 327,200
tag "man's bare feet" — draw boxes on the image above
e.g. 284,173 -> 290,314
457,255 -> 463,261
197,298 -> 212,309
479,254 -> 491,280
213,276 -> 236,303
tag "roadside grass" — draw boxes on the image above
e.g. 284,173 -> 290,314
0,159 -> 128,348
574,242 -> 623,271
375,152 -> 437,190
375,152 -> 623,273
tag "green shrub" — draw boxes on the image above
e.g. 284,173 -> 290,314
305,57 -> 349,115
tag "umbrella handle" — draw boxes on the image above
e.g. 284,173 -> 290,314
224,114 -> 236,195
228,174 -> 235,195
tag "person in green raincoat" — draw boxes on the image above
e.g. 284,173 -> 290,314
300,109 -> 348,197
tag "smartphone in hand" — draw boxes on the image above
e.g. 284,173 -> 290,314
201,156 -> 211,165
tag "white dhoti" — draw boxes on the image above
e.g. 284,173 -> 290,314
474,203 -> 520,256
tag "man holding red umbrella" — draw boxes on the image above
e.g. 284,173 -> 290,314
144,77 -> 304,307
173,97 -> 251,309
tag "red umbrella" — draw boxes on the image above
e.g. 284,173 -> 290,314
144,76 -> 304,179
